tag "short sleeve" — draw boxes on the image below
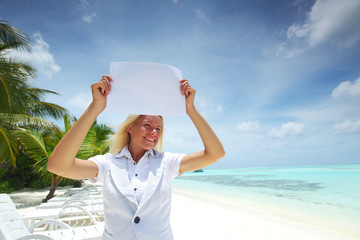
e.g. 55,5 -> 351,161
163,152 -> 186,179
88,153 -> 111,183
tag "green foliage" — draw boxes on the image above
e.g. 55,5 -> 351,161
65,117 -> 114,160
0,19 -> 31,52
0,150 -> 77,193
0,152 -> 48,193
29,179 -> 46,189
0,181 -> 14,193
77,120 -> 114,159
0,19 -> 67,166
0,20 -> 114,195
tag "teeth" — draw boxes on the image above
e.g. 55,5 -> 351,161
145,138 -> 155,142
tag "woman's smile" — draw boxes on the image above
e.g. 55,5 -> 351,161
144,137 -> 156,142
128,115 -> 162,154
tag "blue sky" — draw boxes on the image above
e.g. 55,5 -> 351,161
1,0 -> 360,168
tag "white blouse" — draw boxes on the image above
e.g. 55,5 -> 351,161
124,147 -> 150,203
88,146 -> 185,239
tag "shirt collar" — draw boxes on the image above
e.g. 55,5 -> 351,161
113,145 -> 160,159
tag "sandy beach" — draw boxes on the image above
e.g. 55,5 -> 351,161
171,188 -> 359,240
7,183 -> 359,240
8,187 -> 68,216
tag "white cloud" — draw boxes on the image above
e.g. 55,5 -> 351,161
236,121 -> 260,133
287,0 -> 360,47
66,92 -> 92,111
80,0 -> 89,6
195,9 -> 211,24
333,119 -> 360,133
332,77 -> 360,100
82,13 -> 97,23
216,105 -> 224,113
274,43 -> 304,59
79,0 -> 90,10
269,121 -> 305,138
79,0 -> 96,23
197,97 -> 208,109
31,32 -> 61,78
196,96 -> 224,116
9,32 -> 61,78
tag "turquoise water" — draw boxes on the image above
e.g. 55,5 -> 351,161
172,164 -> 360,237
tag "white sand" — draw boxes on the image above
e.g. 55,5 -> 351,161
8,186 -> 68,215
171,188 -> 359,240
7,184 -> 359,240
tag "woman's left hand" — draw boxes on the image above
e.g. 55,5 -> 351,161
180,79 -> 196,110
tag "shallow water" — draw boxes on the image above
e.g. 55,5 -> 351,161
173,164 -> 360,237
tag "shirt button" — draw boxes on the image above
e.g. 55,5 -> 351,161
134,216 -> 140,224
134,188 -> 137,191
135,174 -> 138,176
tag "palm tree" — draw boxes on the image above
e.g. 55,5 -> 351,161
18,114 -> 114,201
13,127 -> 63,201
78,120 -> 114,158
0,19 -> 66,166
72,120 -> 114,188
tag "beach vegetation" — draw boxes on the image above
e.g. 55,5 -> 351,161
0,19 -> 64,194
17,114 -> 113,201
0,19 -> 114,198
64,115 -> 114,191
0,19 -> 69,194
0,19 -> 66,166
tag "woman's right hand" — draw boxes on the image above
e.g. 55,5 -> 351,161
90,75 -> 113,113
48,75 -> 113,179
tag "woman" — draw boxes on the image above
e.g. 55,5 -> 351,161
47,75 -> 225,239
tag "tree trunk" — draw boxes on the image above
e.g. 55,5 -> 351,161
42,175 -> 62,202
73,180 -> 82,188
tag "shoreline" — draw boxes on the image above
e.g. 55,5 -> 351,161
171,186 -> 360,240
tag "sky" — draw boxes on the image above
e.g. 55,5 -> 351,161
1,0 -> 360,168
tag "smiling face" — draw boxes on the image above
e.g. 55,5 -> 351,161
127,115 -> 162,153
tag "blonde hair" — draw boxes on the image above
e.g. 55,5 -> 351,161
110,114 -> 164,154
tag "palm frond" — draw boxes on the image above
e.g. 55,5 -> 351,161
0,113 -> 62,132
63,114 -> 72,132
0,59 -> 36,84
41,127 -> 64,151
26,101 -> 67,119
0,19 -> 31,52
0,59 -> 36,113
28,87 -> 60,97
93,123 -> 115,142
14,114 -> 60,129
12,129 -> 49,160
33,156 -> 54,182
13,128 -> 56,181
77,127 -> 97,159
0,125 -> 17,165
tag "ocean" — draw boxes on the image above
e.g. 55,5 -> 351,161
172,164 -> 360,238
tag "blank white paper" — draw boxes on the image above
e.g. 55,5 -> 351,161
106,62 -> 186,115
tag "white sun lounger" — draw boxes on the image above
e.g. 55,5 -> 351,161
47,193 -> 103,203
37,198 -> 103,209
65,185 -> 102,197
22,204 -> 104,227
0,194 -> 104,240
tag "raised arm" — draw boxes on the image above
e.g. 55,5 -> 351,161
47,75 -> 113,180
179,79 -> 225,173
